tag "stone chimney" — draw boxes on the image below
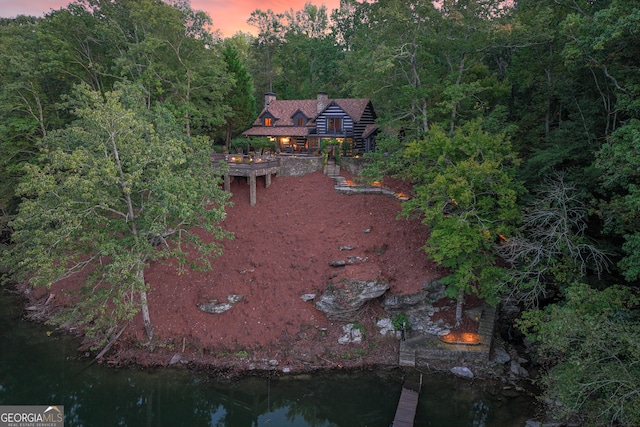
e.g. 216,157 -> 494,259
317,90 -> 329,114
264,92 -> 276,108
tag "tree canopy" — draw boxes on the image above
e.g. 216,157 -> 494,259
3,82 -> 230,345
1,0 -> 640,423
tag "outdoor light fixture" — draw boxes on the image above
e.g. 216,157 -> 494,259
440,331 -> 480,345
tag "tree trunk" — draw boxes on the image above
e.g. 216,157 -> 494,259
138,268 -> 153,341
450,53 -> 466,135
225,123 -> 232,153
110,133 -> 154,341
455,287 -> 465,327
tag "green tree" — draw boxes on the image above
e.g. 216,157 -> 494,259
247,9 -> 285,93
222,43 -> 256,151
2,83 -> 231,345
0,17 -> 48,214
341,0 -> 440,136
121,0 -> 231,137
401,120 -> 522,324
276,3 -> 344,99
597,120 -> 640,282
519,283 -> 640,427
247,3 -> 345,99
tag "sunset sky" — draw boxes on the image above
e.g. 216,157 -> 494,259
0,0 -> 342,37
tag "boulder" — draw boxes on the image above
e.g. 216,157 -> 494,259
422,279 -> 447,302
227,294 -> 244,304
382,291 -> 428,313
315,279 -> 389,320
493,343 -> 512,364
510,360 -> 530,378
451,366 -> 475,379
376,318 -> 396,336
198,301 -> 233,314
338,323 -> 363,344
300,293 -> 316,302
198,294 -> 244,314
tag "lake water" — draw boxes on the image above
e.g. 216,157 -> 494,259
0,290 -> 537,426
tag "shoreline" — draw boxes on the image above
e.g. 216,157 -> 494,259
12,282 -> 528,385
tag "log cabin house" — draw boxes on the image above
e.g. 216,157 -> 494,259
242,91 -> 378,155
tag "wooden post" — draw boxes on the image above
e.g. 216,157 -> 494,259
224,173 -> 230,192
249,173 -> 256,206
265,173 -> 272,188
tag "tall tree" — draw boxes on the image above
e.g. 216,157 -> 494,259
277,3 -> 344,98
342,0 -> 441,136
222,43 -> 256,151
247,9 -> 285,93
518,283 -> 640,427
122,0 -> 231,137
597,120 -> 640,282
507,0 -> 622,198
401,120 -> 522,324
0,17 -> 49,214
2,83 -> 231,345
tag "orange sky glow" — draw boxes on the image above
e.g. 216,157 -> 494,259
0,0 -> 342,37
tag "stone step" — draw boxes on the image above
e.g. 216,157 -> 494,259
399,344 -> 416,367
324,165 -> 340,176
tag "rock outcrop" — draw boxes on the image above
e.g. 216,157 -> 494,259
315,278 -> 389,321
198,294 -> 244,314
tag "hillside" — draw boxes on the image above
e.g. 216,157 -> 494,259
37,171 -> 442,372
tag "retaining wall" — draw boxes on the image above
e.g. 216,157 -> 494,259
277,156 -> 324,176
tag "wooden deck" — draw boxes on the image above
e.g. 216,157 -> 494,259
213,156 -> 280,206
392,376 -> 422,427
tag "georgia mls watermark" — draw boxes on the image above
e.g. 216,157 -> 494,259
0,406 -> 64,427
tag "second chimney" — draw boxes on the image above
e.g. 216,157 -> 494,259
317,91 -> 329,114
264,92 -> 276,108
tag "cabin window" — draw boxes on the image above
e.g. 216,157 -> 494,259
296,117 -> 306,126
264,117 -> 273,127
328,118 -> 342,132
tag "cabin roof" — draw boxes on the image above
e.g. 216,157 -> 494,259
319,99 -> 371,122
253,97 -> 372,127
256,100 -> 317,127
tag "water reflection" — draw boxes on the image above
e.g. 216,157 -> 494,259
0,290 -> 535,426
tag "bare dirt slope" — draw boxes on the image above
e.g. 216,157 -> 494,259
40,171 -> 445,372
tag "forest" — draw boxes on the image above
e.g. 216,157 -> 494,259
0,0 -> 639,425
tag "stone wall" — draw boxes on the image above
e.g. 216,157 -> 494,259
277,156 -> 324,176
339,157 -> 370,176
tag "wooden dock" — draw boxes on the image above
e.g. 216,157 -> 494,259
392,375 -> 422,427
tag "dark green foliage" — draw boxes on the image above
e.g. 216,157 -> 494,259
391,313 -> 411,331
597,119 -> 640,282
519,283 -> 640,427
222,43 -> 256,150
2,83 -> 231,344
400,121 -> 522,322
1,0 -> 640,422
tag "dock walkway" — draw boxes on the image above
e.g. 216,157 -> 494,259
392,375 -> 422,427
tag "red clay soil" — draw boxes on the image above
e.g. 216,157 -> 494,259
33,171 -> 476,374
